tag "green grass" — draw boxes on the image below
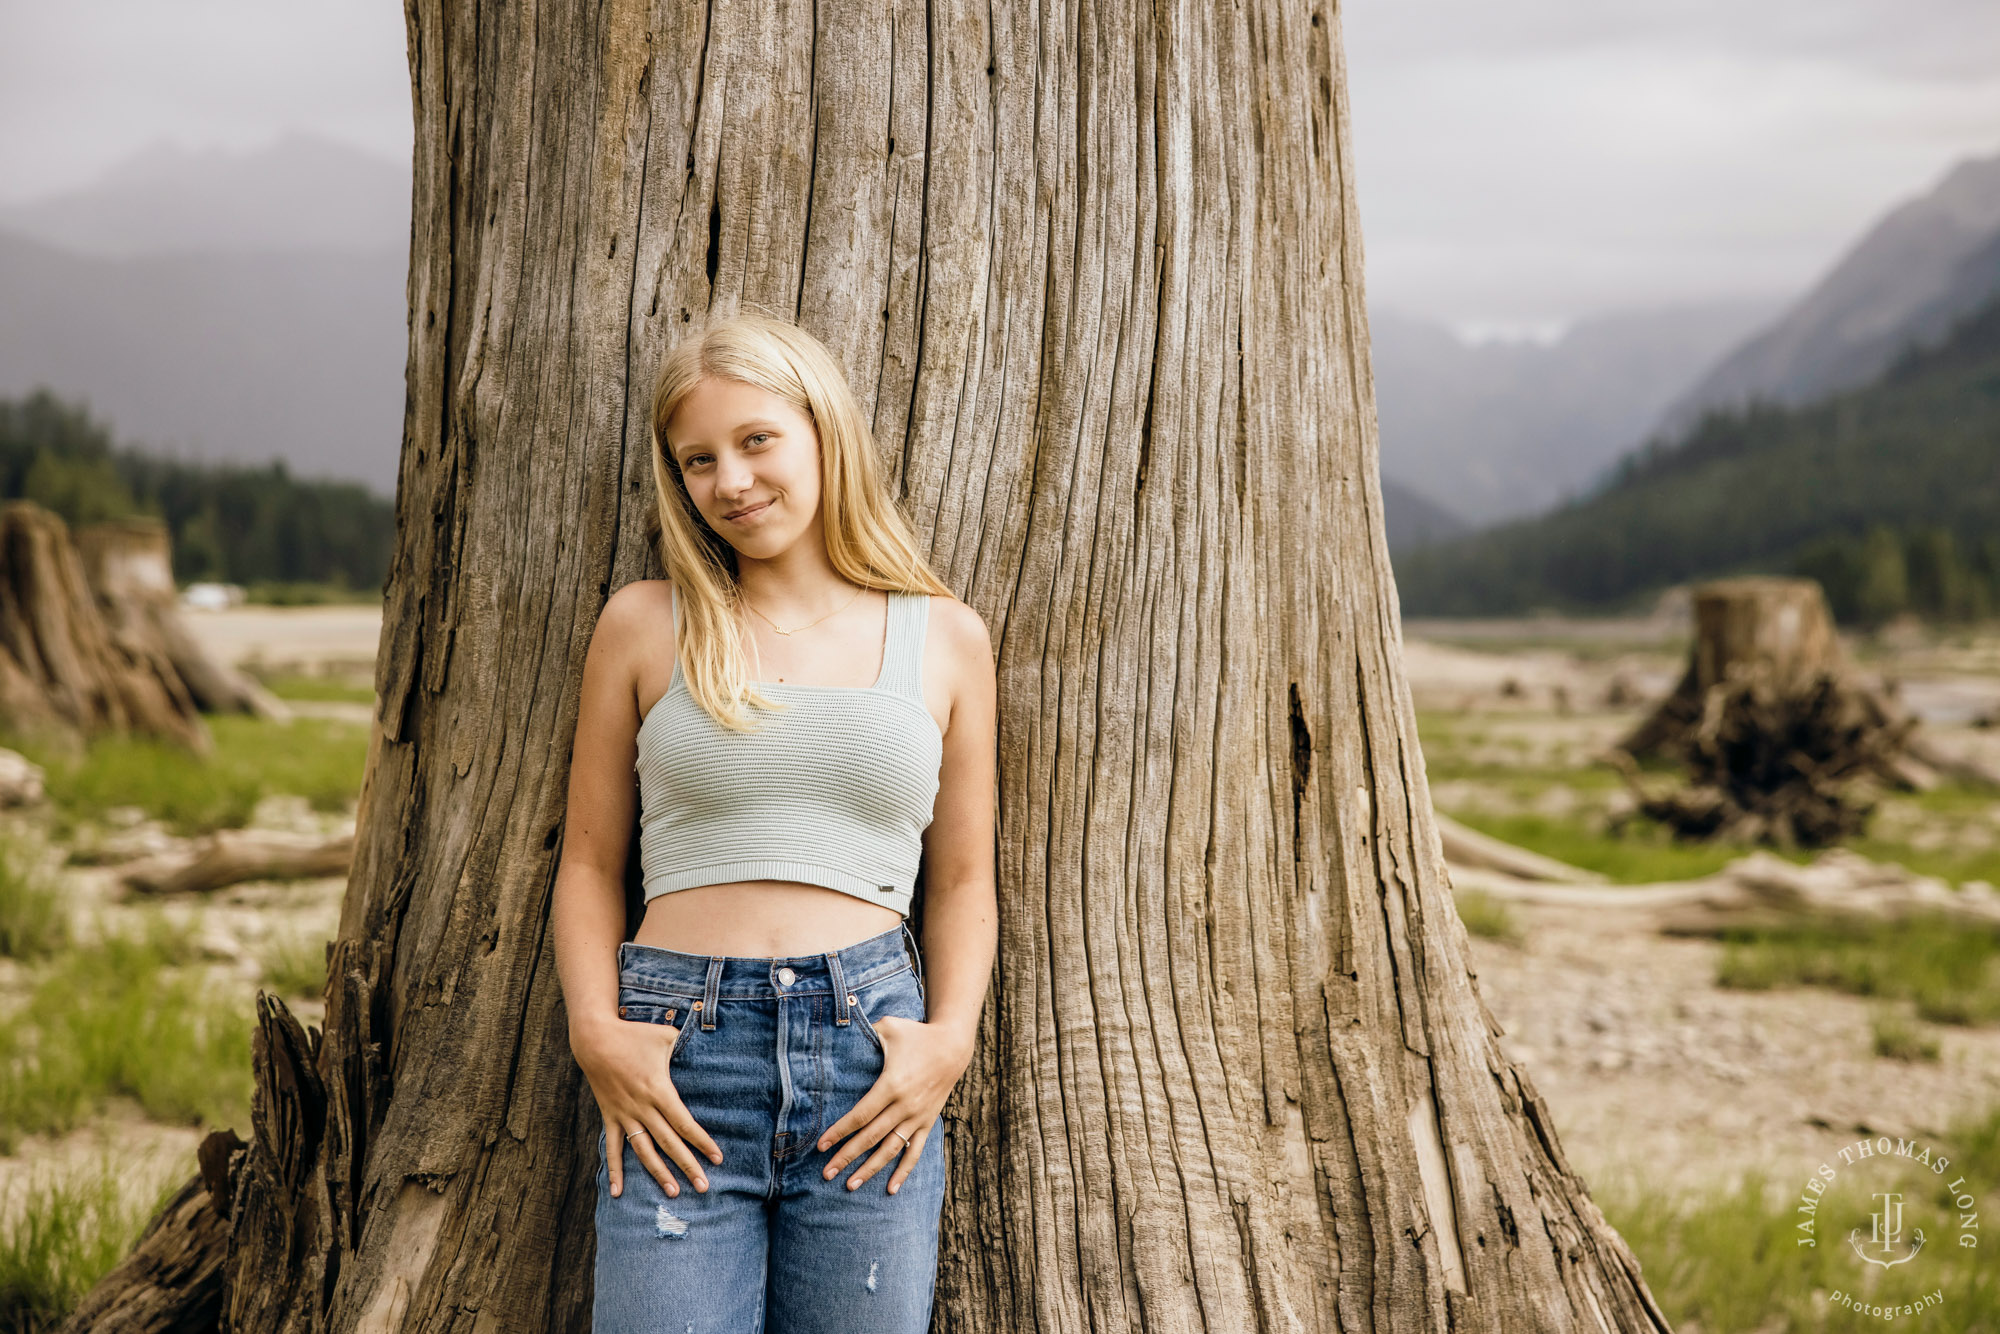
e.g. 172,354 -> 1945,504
258,931 -> 328,1000
0,839 -> 68,961
1716,914 -> 2000,1026
0,914 -> 253,1153
250,671 -> 376,705
0,1157 -> 186,1334
2,714 -> 368,838
1454,889 -> 1523,944
1603,1104 -> 2000,1331
1447,809 -> 1784,885
1870,1007 -> 1942,1062
240,580 -> 380,606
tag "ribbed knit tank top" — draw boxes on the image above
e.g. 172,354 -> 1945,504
634,586 -> 943,917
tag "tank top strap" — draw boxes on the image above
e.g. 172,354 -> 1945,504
666,581 -> 683,692
875,591 -> 930,703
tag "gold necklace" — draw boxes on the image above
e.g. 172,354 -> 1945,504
740,584 -> 867,636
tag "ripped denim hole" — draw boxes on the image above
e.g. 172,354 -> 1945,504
655,1205 -> 690,1239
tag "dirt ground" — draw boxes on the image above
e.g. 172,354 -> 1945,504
1464,903 -> 2000,1197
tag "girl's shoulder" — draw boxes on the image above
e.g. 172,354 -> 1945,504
595,579 -> 680,668
919,592 -> 994,685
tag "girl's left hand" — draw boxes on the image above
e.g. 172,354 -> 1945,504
818,1016 -> 971,1193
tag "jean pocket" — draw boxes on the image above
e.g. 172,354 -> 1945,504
849,966 -> 927,1055
616,992 -> 694,1071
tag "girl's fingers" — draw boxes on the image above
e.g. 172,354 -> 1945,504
817,1082 -> 894,1157
604,1120 -> 624,1197
844,1117 -> 920,1191
662,1086 -> 723,1166
627,1124 -> 687,1198
885,1121 -> 931,1195
822,1100 -> 902,1179
639,1106 -> 708,1193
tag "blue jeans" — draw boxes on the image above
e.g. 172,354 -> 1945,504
591,922 -> 946,1333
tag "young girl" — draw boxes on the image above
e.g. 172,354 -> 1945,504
551,312 -> 997,1332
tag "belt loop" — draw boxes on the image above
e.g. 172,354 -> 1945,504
701,958 -> 722,1030
825,950 -> 851,1025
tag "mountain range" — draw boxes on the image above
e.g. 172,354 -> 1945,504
1370,300 -> 1781,529
1391,283 -> 2000,617
1659,152 -> 2000,434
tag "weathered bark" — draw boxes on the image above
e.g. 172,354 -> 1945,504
88,1 -> 1669,1330
0,501 -> 210,753
76,517 -> 292,722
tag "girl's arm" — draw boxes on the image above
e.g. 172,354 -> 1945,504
552,582 -> 720,1199
817,595 -> 998,1193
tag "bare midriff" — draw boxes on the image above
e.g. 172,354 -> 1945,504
633,879 -> 903,958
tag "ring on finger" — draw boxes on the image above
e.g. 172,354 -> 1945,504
626,1128 -> 649,1142
890,1128 -> 911,1150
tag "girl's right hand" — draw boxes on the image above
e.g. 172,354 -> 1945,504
572,1015 -> 722,1199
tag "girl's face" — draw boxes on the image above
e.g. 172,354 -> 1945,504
664,377 -> 824,560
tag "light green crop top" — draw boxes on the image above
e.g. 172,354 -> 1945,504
633,586 -> 943,917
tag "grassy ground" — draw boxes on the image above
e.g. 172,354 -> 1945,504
0,715 -> 366,839
1716,914 -> 2000,1026
0,708 -> 364,1328
1603,1105 -> 2000,1332
1423,682 -> 2000,1327
0,1157 -> 185,1334
0,911 -> 254,1155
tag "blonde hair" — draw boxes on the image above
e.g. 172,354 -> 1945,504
647,311 -> 951,732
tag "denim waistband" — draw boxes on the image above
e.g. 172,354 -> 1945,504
616,921 -> 921,1001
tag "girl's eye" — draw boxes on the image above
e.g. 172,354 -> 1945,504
747,433 -> 771,446
685,454 -> 711,468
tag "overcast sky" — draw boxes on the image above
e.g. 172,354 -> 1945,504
3,0 -> 1995,332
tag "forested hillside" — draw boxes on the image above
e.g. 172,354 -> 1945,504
1395,293 -> 2000,621
0,390 -> 393,596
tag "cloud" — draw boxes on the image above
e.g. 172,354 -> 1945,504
0,0 -> 409,203
1344,0 -> 2000,321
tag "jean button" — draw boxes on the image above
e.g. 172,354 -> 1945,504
776,966 -> 797,986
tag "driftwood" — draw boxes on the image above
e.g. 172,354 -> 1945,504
119,828 -> 354,895
1433,809 -> 1607,883
76,518 -> 292,723
1452,847 -> 2000,935
0,501 -> 210,752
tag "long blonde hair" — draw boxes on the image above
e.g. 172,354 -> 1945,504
647,311 -> 951,732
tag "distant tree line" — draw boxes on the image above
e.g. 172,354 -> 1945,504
0,389 -> 394,597
1393,290 -> 2000,623
1794,524 -> 2000,626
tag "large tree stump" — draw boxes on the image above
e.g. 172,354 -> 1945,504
0,501 -> 210,753
1618,577 -> 1845,760
76,517 -> 292,723
1610,576 -> 1986,847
